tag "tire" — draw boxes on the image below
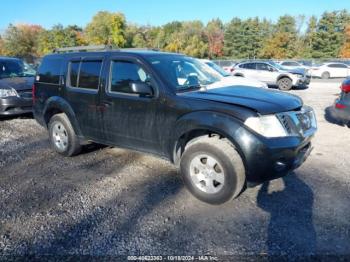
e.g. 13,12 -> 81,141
321,72 -> 330,79
180,135 -> 245,205
48,113 -> 82,157
234,74 -> 244,77
277,77 -> 293,91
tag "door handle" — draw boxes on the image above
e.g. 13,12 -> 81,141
101,101 -> 112,107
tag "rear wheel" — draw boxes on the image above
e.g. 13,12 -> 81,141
48,113 -> 81,156
321,72 -> 330,79
277,77 -> 293,91
180,135 -> 245,205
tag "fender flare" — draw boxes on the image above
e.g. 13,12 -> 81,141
43,96 -> 83,137
169,111 -> 251,166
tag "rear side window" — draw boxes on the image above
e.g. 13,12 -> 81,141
69,61 -> 80,87
79,61 -> 102,89
68,60 -> 102,90
328,63 -> 347,68
38,57 -> 63,84
109,61 -> 151,94
241,63 -> 256,69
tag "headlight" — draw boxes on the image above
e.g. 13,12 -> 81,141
0,88 -> 19,98
244,115 -> 288,138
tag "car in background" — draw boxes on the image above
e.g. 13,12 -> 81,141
310,62 -> 350,79
332,78 -> 350,127
215,60 -> 235,74
199,59 -> 268,89
278,60 -> 310,70
233,61 -> 311,91
0,57 -> 35,116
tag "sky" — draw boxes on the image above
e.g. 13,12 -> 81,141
1,0 -> 350,31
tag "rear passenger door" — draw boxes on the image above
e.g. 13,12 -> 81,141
100,56 -> 161,153
64,56 -> 105,140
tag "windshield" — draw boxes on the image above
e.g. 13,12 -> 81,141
268,61 -> 287,71
205,61 -> 231,77
0,59 -> 36,79
146,56 -> 221,92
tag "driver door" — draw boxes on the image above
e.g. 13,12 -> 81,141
100,56 -> 162,154
256,63 -> 277,84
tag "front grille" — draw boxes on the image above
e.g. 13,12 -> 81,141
277,107 -> 317,136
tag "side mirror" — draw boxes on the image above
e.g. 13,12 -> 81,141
129,82 -> 153,96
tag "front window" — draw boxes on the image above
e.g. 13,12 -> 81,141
267,61 -> 286,71
146,56 -> 221,92
0,59 -> 35,79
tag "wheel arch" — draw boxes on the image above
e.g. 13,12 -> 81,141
170,111 -> 248,170
43,96 -> 83,137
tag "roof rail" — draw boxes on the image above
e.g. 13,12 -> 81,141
53,45 -> 116,53
122,48 -> 161,52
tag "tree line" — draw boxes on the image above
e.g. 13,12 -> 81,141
0,10 -> 350,63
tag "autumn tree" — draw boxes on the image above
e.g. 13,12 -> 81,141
85,11 -> 126,47
205,19 -> 224,58
340,24 -> 350,58
2,24 -> 43,62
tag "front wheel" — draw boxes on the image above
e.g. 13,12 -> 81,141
321,72 -> 330,79
180,135 -> 245,205
277,77 -> 293,91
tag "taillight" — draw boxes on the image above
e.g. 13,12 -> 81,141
335,103 -> 347,109
341,83 -> 350,93
32,84 -> 36,104
230,68 -> 235,72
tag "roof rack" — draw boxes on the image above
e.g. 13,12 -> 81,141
53,45 -> 116,53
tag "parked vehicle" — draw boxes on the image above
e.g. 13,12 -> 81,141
33,46 -> 317,204
0,57 -> 35,116
199,59 -> 268,89
215,60 -> 235,74
278,60 -> 309,70
311,62 -> 350,79
332,78 -> 350,127
233,61 -> 311,91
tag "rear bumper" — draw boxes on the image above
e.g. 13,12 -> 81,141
0,96 -> 32,116
332,99 -> 350,123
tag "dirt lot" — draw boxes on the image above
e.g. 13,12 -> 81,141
0,79 -> 349,259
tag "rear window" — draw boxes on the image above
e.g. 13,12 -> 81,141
38,57 -> 63,84
68,60 -> 102,90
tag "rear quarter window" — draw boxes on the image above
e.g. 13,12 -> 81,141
38,57 -> 63,84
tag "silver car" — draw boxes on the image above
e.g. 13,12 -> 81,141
233,61 -> 311,91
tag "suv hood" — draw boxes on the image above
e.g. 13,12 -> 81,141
180,86 -> 303,115
0,76 -> 34,91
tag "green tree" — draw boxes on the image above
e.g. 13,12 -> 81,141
2,23 -> 43,62
312,10 -> 350,58
85,11 -> 126,47
38,24 -> 87,55
259,15 -> 298,58
224,17 -> 272,59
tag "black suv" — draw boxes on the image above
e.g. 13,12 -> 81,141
33,46 -> 317,204
0,57 -> 35,116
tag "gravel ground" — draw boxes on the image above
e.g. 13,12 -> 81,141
0,79 -> 349,259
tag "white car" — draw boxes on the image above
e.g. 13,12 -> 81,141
233,61 -> 311,91
310,62 -> 350,79
199,59 -> 268,89
278,61 -> 310,70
